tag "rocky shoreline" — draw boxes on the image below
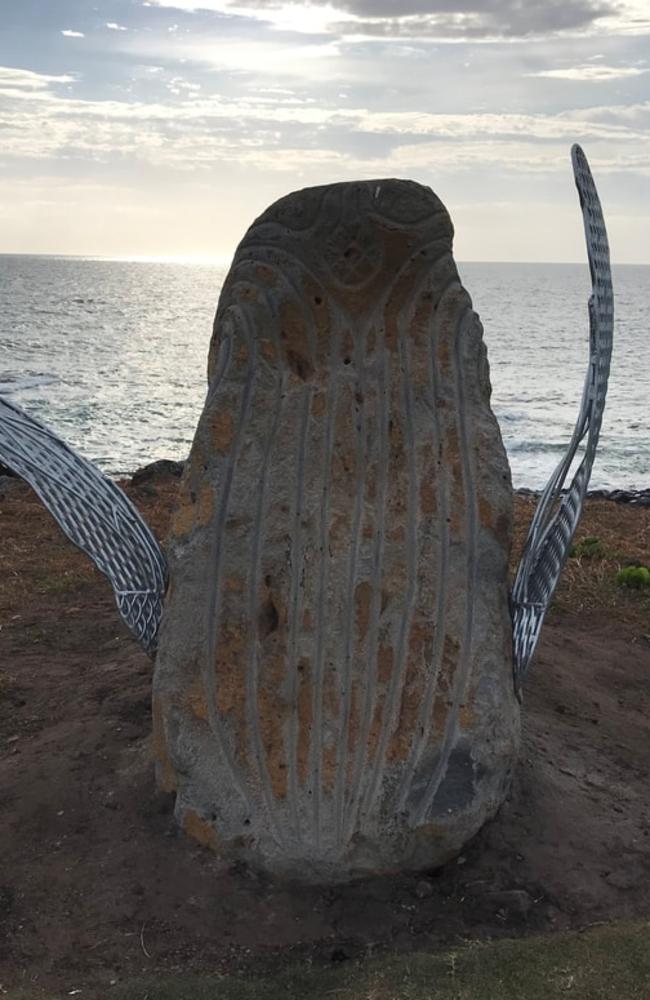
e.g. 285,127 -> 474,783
515,486 -> 650,507
2,457 -> 648,508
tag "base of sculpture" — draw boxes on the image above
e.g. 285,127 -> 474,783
153,178 -> 520,882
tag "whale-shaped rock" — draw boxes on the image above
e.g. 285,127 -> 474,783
153,179 -> 520,881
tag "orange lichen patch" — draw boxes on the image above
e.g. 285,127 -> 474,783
420,478 -> 437,516
214,623 -> 247,726
235,285 -> 258,304
182,809 -> 219,851
440,633 -> 461,690
321,736 -> 338,796
378,645 -> 394,685
257,678 -> 289,800
224,575 -> 245,594
431,692 -> 451,734
436,331 -> 452,376
311,392 -> 327,418
301,274 -> 330,363
355,581 -> 373,642
329,511 -> 351,553
388,416 -> 404,454
478,496 -> 495,530
388,687 -> 419,763
302,608 -> 314,631
496,512 -> 511,549
296,658 -> 313,786
188,439 -> 207,476
408,621 -> 432,662
171,482 -> 215,537
280,300 -> 313,382
256,264 -> 278,287
411,285 -> 436,332
212,411 -> 235,453
187,676 -> 209,722
410,355 -> 432,388
362,524 -> 374,540
458,702 -> 478,730
323,663 -> 339,719
331,448 -> 356,488
152,696 -> 178,793
236,344 -> 250,365
387,525 -> 406,543
260,338 -> 278,364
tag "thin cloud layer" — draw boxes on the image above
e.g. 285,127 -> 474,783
260,0 -> 615,36
0,0 -> 648,259
151,0 -> 623,38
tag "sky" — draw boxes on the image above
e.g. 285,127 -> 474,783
0,0 -> 648,262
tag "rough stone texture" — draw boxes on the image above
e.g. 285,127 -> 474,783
153,179 -> 519,881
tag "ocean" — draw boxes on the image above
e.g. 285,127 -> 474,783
0,254 -> 647,490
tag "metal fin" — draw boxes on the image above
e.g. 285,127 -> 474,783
0,397 -> 168,654
511,144 -> 614,692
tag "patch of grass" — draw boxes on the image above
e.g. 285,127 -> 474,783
36,571 -> 88,595
616,565 -> 650,590
6,921 -> 650,1000
570,535 -> 610,560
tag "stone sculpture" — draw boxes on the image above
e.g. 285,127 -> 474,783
0,146 -> 613,882
154,178 -> 519,879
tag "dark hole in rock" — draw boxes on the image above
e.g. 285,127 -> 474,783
259,595 -> 279,639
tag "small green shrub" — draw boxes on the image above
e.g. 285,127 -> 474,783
571,535 -> 608,560
616,565 -> 650,590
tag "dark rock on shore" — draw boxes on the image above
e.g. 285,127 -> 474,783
515,487 -> 650,508
131,459 -> 185,485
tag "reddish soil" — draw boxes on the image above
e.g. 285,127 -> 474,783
1,472 -> 649,995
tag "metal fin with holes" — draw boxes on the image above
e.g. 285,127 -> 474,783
0,396 -> 167,654
511,145 -> 614,692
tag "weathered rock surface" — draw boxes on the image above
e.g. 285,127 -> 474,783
153,179 -> 519,881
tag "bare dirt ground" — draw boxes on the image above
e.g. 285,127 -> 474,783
1,472 -> 649,995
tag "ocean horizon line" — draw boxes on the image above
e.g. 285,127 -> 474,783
1,251 -> 649,269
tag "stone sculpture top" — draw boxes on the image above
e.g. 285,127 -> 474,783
0,147 -> 613,882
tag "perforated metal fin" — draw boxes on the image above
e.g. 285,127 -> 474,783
511,145 -> 614,691
0,397 -> 167,654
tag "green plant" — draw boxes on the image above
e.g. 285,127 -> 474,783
616,565 -> 650,590
570,535 -> 608,560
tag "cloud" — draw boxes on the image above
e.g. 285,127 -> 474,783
105,22 -> 128,32
148,0 -> 618,38
61,29 -> 85,38
0,62 -> 646,182
530,65 -> 649,81
0,67 -> 76,90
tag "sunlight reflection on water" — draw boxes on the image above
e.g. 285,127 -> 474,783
1,256 -> 647,490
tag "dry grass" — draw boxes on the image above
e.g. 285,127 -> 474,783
513,495 -> 650,628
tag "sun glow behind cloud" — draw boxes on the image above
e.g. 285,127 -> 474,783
0,0 -> 648,260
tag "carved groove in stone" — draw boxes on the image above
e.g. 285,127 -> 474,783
154,179 -> 519,880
